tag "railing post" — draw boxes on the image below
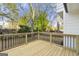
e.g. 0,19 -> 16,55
0,35 -> 2,51
76,35 -> 79,55
38,31 -> 39,40
26,33 -> 27,44
50,33 -> 52,44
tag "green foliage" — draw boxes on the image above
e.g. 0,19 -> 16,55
34,11 -> 49,31
18,17 -> 27,26
18,25 -> 31,33
60,26 -> 63,30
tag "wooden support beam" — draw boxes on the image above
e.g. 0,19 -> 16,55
38,32 -> 39,40
25,34 -> 27,44
50,33 -> 52,44
76,35 -> 79,55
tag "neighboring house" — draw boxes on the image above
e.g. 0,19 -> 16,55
3,21 -> 19,30
0,17 -> 19,30
0,25 -> 2,29
0,21 -> 19,33
7,21 -> 19,29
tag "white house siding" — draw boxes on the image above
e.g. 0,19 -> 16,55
64,13 -> 79,34
63,10 -> 79,50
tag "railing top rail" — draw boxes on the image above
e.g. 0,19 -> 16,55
64,34 -> 79,36
0,32 -> 79,36
0,33 -> 26,36
51,33 -> 63,36
0,32 -> 37,36
39,32 -> 63,36
39,32 -> 79,36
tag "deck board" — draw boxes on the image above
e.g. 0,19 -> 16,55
1,40 -> 77,56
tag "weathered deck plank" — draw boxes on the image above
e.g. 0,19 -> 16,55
1,40 -> 76,56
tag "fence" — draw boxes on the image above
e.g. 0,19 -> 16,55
0,32 -> 37,51
0,32 -> 79,54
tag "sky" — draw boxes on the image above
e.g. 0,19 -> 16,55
17,3 -> 57,21
17,3 -> 29,16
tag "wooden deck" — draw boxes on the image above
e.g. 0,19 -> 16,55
1,40 -> 77,56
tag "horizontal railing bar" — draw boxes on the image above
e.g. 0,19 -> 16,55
64,34 -> 79,36
0,32 -> 78,37
0,32 -> 38,36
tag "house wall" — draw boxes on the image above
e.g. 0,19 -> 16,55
64,12 -> 79,34
64,10 -> 79,50
4,21 -> 19,29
